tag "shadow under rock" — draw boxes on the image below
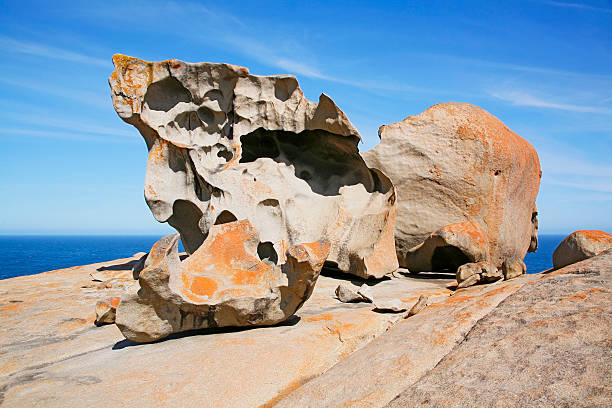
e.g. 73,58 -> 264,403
405,271 -> 456,280
112,315 -> 301,350
96,260 -> 139,271
320,263 -> 391,286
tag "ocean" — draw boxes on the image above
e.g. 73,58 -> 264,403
0,234 -> 565,280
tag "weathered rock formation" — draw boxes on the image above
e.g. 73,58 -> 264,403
109,55 -> 397,279
115,220 -> 329,342
553,229 -> 612,269
362,103 -> 541,272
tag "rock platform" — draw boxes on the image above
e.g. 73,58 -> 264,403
1,250 -> 610,407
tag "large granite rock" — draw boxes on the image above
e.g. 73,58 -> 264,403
115,219 -> 329,342
362,103 -> 541,271
109,55 -> 397,279
552,229 -> 612,269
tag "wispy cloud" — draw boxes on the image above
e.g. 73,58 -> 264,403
0,78 -> 108,108
424,53 -> 612,81
544,178 -> 612,193
0,35 -> 109,67
4,111 -> 136,139
544,1 -> 612,14
489,89 -> 612,114
0,128 -> 137,144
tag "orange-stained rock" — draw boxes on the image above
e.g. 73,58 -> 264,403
362,103 -> 541,271
115,219 -> 330,342
94,297 -> 120,325
109,55 -> 397,279
552,229 -> 612,269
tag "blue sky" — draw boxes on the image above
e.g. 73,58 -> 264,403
0,0 -> 610,235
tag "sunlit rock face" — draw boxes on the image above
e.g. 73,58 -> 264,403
109,55 -> 398,279
362,103 -> 541,272
115,220 -> 330,343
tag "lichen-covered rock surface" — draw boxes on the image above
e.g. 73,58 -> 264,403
362,103 -> 541,271
552,229 -> 612,269
116,219 -> 330,342
109,54 -> 398,279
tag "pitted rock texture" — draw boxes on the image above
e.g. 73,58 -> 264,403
116,219 -> 330,342
362,103 -> 541,271
552,229 -> 612,269
109,54 -> 397,279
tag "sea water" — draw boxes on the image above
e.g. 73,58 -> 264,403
0,234 -> 565,280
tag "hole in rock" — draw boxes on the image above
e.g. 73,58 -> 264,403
167,200 -> 206,254
240,128 -> 389,196
144,76 -> 192,111
494,170 -> 502,176
257,242 -> 278,265
217,149 -> 233,162
175,111 -> 202,131
274,77 -> 298,102
214,210 -> 238,225
431,245 -> 471,273
197,106 -> 216,127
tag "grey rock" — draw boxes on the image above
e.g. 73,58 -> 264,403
357,284 -> 375,303
373,298 -> 406,312
334,283 -> 364,303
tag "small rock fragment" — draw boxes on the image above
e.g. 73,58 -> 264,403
357,284 -> 374,303
95,297 -> 120,326
373,298 -> 406,312
502,258 -> 526,280
480,263 -> 503,282
457,263 -> 480,282
335,284 -> 363,303
90,272 -> 106,282
456,262 -> 501,288
457,273 -> 481,289
404,295 -> 429,318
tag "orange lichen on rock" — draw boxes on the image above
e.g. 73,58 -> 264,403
114,219 -> 330,343
553,230 -> 612,269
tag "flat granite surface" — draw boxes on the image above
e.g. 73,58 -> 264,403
1,252 -> 609,407
0,256 -> 452,407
